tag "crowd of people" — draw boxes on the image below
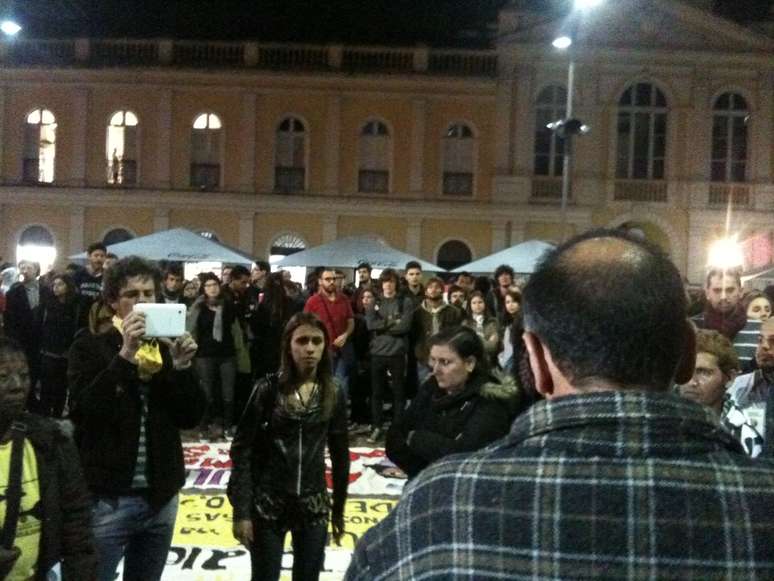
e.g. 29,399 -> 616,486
3,229 -> 774,580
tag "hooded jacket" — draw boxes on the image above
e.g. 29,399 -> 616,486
386,371 -> 523,479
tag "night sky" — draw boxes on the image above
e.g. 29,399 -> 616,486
10,0 -> 774,47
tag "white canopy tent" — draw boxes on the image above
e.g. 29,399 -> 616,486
69,228 -> 254,265
451,240 -> 554,274
275,235 -> 444,272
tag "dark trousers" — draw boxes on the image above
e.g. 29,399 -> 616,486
371,354 -> 406,429
39,353 -> 68,418
250,520 -> 328,581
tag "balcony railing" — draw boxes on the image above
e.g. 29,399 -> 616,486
708,182 -> 751,208
91,40 -> 158,66
174,41 -> 244,68
613,180 -> 667,203
0,38 -> 497,78
358,170 -> 389,194
275,167 -> 306,194
190,163 -> 220,191
530,176 -> 564,201
443,172 -> 474,196
106,159 -> 137,185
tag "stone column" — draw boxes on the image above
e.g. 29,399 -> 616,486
510,221 -> 526,244
512,65 -> 534,177
491,219 -> 509,253
752,73 -> 773,183
410,100 -> 427,194
154,208 -> 170,232
324,96 -> 342,194
238,212 -> 255,255
0,88 -> 6,183
406,218 -> 422,256
156,89 -> 173,190
495,81 -> 514,174
69,206 -> 85,254
322,215 -> 338,243
70,89 -> 88,187
239,93 -> 257,193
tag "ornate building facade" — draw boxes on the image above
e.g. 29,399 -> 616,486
1,0 -> 772,280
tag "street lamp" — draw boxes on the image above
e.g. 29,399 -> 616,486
551,0 -> 604,240
0,20 -> 21,37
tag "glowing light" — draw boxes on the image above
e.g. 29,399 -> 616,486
574,0 -> 605,10
707,236 -> 744,269
552,36 -> 572,50
1,20 -> 21,36
16,244 -> 56,274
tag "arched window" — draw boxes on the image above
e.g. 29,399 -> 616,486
23,109 -> 56,183
103,228 -> 134,245
712,93 -> 749,183
358,120 -> 390,193
437,239 -> 472,271
275,117 -> 307,193
107,110 -> 139,185
442,123 -> 475,196
616,83 -> 668,180
17,225 -> 56,273
269,233 -> 307,283
534,86 -> 567,176
191,113 -> 222,190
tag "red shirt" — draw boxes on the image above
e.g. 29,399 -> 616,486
304,292 -> 354,349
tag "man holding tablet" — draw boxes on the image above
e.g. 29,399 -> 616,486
68,255 -> 207,581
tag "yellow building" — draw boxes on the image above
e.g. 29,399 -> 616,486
1,0 -> 772,281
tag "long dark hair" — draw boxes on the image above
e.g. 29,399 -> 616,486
263,271 -> 289,325
465,290 -> 492,319
428,325 -> 491,384
49,273 -> 77,304
278,312 -> 337,419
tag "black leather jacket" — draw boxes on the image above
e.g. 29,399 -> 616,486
228,374 -> 350,521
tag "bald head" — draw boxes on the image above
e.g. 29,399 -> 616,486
522,229 -> 688,392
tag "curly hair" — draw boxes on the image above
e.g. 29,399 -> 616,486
694,329 -> 739,378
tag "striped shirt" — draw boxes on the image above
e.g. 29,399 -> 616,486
347,391 -> 774,580
734,318 -> 761,366
130,384 -> 150,489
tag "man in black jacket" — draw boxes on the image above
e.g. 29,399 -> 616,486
4,260 -> 43,411
68,256 -> 206,581
0,336 -> 97,580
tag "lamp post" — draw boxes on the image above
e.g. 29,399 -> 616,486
0,20 -> 21,37
551,0 -> 603,240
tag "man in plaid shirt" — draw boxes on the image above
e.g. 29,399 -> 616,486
346,229 -> 774,580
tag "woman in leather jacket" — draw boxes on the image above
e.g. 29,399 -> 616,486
228,312 -> 350,581
386,325 -> 523,479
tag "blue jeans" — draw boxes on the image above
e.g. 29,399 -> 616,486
92,494 -> 178,581
332,341 -> 354,402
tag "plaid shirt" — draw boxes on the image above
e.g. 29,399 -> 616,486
346,391 -> 774,580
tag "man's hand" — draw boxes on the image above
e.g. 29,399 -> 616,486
118,311 -> 146,363
160,332 -> 198,369
333,334 -> 348,349
233,519 -> 254,547
331,509 -> 345,545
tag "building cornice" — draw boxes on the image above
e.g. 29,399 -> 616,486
0,185 -> 591,224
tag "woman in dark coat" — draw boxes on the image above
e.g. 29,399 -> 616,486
386,325 -> 523,479
250,271 -> 302,380
229,312 -> 349,581
186,272 -> 238,438
35,273 -> 84,417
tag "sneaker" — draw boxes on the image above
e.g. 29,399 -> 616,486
367,427 -> 384,444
